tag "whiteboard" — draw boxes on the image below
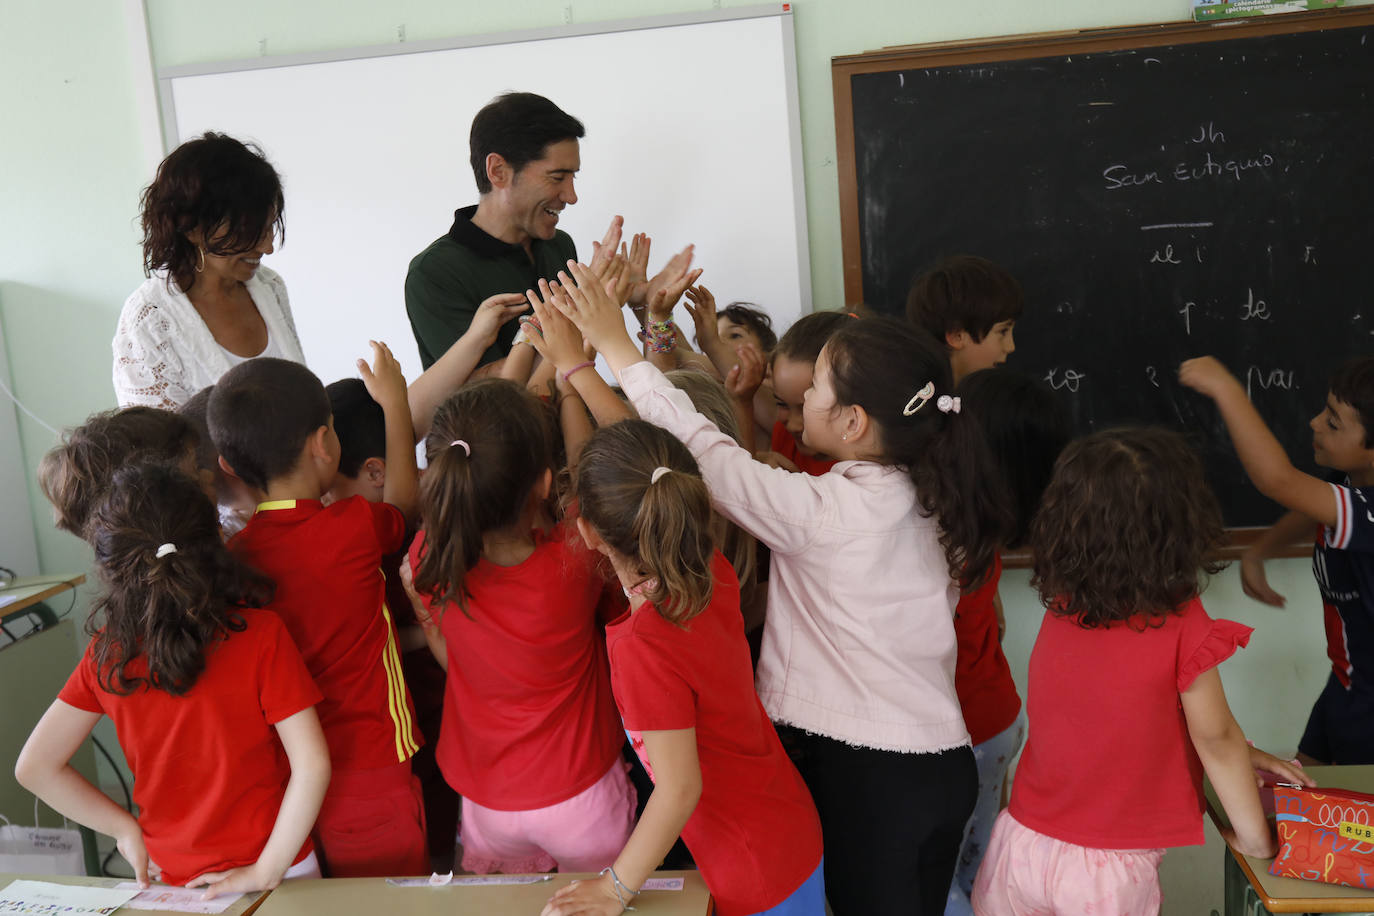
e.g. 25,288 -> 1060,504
159,7 -> 810,389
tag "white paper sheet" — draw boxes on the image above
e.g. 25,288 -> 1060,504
0,879 -> 139,915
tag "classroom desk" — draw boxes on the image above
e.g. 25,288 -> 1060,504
0,573 -> 84,628
252,871 -> 712,916
1206,765 -> 1374,914
0,873 -> 266,915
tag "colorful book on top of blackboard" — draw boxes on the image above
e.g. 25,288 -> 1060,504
1192,0 -> 1343,21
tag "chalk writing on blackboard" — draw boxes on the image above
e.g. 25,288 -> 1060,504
1045,368 -> 1086,393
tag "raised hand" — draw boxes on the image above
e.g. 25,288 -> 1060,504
726,341 -> 766,403
466,293 -> 529,348
553,260 -> 644,374
587,215 -> 624,278
525,278 -> 595,372
1179,356 -> 1243,401
358,340 -> 408,409
684,284 -> 720,343
645,262 -> 704,321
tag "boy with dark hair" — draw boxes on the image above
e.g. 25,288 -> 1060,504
210,348 -> 428,877
39,406 -> 201,541
905,254 -> 1022,383
1181,354 -> 1374,765
324,377 -> 458,870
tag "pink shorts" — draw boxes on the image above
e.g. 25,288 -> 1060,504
972,811 -> 1165,916
459,760 -> 636,874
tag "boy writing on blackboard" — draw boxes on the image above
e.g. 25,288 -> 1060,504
1180,355 -> 1374,766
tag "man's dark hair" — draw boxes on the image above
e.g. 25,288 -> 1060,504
326,378 -> 386,479
207,358 -> 330,490
469,93 -> 585,194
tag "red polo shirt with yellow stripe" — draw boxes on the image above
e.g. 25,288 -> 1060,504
229,496 -> 421,770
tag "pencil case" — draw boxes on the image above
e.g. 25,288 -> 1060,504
1269,784 -> 1374,888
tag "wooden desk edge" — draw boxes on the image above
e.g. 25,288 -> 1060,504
1,574 -> 86,613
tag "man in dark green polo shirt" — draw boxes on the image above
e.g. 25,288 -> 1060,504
406,92 -> 585,372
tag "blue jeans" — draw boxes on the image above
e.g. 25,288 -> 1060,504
755,857 -> 825,916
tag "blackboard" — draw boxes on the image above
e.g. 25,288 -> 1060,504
833,10 -> 1374,530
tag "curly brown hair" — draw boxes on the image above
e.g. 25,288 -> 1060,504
1030,427 -> 1228,628
140,132 -> 284,294
39,407 -> 198,541
88,463 -> 273,696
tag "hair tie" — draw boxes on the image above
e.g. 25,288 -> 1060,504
650,466 -> 671,484
937,395 -> 961,414
449,439 -> 471,456
902,381 -> 937,416
155,543 -> 177,558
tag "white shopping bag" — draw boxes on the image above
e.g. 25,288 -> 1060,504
0,802 -> 86,875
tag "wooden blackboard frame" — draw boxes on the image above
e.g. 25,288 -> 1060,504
830,9 -> 1374,559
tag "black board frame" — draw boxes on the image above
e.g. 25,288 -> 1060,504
831,8 -> 1374,560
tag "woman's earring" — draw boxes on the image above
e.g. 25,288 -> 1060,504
195,246 -> 206,273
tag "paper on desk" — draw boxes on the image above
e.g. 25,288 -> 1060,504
0,879 -> 139,914
0,596 -> 18,609
115,883 -> 243,913
386,873 -> 553,887
640,878 -> 685,891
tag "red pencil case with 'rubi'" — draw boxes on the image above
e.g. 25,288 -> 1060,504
1269,784 -> 1374,888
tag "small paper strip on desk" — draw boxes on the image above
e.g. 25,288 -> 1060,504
0,879 -> 139,915
385,874 -> 554,887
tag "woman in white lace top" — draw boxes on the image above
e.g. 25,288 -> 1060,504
112,133 -> 306,409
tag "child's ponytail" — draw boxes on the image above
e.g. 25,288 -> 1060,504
89,463 -> 271,696
576,420 -> 716,624
826,318 -> 1014,587
414,379 -> 553,616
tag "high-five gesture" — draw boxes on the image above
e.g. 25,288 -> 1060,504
551,260 -> 644,376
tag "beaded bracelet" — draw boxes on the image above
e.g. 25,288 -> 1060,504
599,866 -> 638,911
641,319 -> 675,355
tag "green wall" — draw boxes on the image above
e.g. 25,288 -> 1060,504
4,0 -> 1364,803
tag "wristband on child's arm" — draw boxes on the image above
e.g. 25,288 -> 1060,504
561,361 -> 595,383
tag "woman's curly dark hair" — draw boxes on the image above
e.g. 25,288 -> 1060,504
1030,427 -> 1228,628
88,463 -> 274,696
140,132 -> 285,294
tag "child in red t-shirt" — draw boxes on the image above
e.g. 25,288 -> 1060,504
544,419 -> 824,916
17,464 -> 329,897
404,378 -> 631,875
209,347 -> 428,878
971,428 -> 1312,916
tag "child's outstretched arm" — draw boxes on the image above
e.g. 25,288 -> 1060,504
1241,509 -> 1315,607
409,293 -> 527,440
541,728 -> 702,916
724,342 -> 767,454
525,280 -> 633,429
359,340 -> 419,523
1180,356 -> 1339,527
189,707 -> 330,899
16,701 -> 153,888
1180,667 -> 1275,858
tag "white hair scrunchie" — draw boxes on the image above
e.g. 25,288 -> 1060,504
155,543 -> 177,558
450,439 -> 471,456
650,467 -> 672,484
937,395 -> 961,414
